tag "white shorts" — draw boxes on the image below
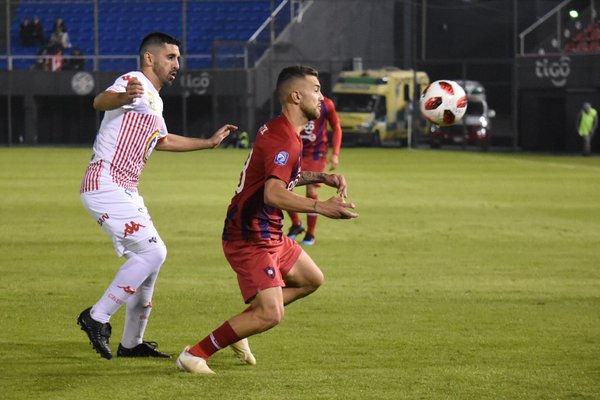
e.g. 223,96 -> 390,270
81,186 -> 165,257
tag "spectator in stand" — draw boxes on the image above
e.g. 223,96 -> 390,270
52,17 -> 68,33
31,47 -> 49,71
20,18 -> 36,47
64,47 -> 86,71
48,24 -> 72,50
31,16 -> 45,47
48,47 -> 64,72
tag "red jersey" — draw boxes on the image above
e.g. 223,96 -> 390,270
300,97 -> 342,160
222,114 -> 302,241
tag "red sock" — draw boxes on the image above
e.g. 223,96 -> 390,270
188,321 -> 241,359
288,211 -> 302,226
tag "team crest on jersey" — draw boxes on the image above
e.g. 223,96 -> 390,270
274,151 -> 289,166
147,91 -> 156,112
264,266 -> 276,280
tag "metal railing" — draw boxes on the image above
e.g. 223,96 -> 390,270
1,0 -> 306,72
518,0 -> 597,55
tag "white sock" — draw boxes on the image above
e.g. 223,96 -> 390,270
90,246 -> 167,324
120,270 -> 158,349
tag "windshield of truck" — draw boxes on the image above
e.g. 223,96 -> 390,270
334,94 -> 381,113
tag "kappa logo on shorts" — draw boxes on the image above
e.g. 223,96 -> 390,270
264,266 -> 276,280
117,285 -> 136,294
123,220 -> 146,238
274,151 -> 289,166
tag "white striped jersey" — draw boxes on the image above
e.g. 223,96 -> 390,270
81,71 -> 168,193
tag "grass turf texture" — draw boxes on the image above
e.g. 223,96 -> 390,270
0,147 -> 598,400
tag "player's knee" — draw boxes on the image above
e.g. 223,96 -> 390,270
138,244 -> 167,270
307,270 -> 324,293
255,304 -> 285,330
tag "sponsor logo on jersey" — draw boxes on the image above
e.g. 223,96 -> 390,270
97,213 -> 110,226
148,236 -> 158,243
301,121 -> 317,142
274,151 -> 289,166
123,220 -> 146,238
264,266 -> 276,279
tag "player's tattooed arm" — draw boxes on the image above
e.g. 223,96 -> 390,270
297,171 -> 348,198
296,171 -> 328,186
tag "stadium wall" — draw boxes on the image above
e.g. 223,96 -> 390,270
251,0 -> 396,115
517,53 -> 600,152
0,69 -> 247,145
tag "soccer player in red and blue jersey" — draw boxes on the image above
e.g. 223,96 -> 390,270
176,65 -> 358,374
287,96 -> 342,245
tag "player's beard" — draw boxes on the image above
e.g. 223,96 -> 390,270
163,71 -> 177,87
302,102 -> 321,121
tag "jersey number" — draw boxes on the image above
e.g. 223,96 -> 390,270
235,149 -> 253,194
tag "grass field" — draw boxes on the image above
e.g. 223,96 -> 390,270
0,147 -> 598,400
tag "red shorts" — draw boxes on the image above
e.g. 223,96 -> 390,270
302,155 -> 327,188
223,235 -> 303,303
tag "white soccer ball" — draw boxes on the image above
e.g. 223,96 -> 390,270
419,80 -> 468,126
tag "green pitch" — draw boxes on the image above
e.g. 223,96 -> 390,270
0,147 -> 598,400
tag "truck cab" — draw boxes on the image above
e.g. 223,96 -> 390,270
332,68 -> 430,146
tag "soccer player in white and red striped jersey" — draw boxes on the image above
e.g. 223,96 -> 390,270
77,32 -> 250,361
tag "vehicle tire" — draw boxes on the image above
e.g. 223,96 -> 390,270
372,132 -> 382,147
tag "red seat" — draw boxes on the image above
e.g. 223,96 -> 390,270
575,30 -> 589,42
588,40 -> 600,52
563,41 -> 577,53
575,40 -> 589,52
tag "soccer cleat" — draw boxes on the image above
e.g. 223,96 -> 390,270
301,233 -> 315,245
77,307 -> 113,360
230,338 -> 256,365
117,341 -> 172,358
287,224 -> 305,239
175,346 -> 215,374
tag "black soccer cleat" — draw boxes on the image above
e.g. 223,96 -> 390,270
287,224 -> 305,239
117,341 -> 172,358
77,307 -> 113,359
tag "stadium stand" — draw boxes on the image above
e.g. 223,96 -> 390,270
7,0 -> 280,71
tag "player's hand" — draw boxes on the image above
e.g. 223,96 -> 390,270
317,196 -> 358,219
208,124 -> 238,148
329,154 -> 339,171
125,78 -> 144,103
323,173 -> 348,198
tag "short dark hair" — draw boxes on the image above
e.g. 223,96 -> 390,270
138,32 -> 180,59
276,65 -> 319,101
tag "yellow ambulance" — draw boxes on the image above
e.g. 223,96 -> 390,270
332,68 -> 430,146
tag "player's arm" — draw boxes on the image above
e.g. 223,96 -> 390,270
156,124 -> 237,152
296,171 -> 348,198
264,178 -> 357,219
93,77 -> 144,111
327,100 -> 343,170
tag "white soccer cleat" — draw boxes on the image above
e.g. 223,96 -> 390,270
230,338 -> 257,365
175,346 -> 215,375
